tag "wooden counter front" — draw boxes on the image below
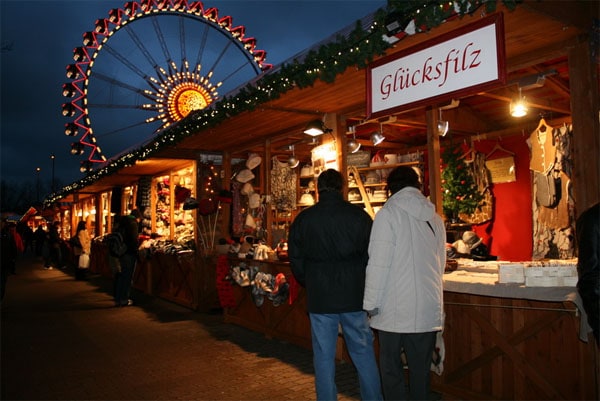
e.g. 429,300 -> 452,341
90,241 -> 220,312
431,273 -> 599,400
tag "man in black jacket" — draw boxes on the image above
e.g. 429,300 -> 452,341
289,169 -> 382,401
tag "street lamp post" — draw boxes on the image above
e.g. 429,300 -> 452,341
35,167 -> 41,202
50,154 -> 55,193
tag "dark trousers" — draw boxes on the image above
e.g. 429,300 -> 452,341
115,253 -> 136,305
378,330 -> 437,401
1,267 -> 9,300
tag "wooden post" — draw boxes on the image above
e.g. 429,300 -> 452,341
569,38 -> 600,217
427,108 -> 443,217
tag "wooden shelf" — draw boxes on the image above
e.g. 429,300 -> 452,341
354,161 -> 420,172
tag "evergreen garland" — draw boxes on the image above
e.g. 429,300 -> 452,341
45,0 -> 521,206
441,145 -> 483,220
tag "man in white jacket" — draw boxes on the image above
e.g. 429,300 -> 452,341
363,166 -> 446,401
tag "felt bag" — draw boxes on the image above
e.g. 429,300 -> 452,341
78,253 -> 90,269
535,171 -> 561,208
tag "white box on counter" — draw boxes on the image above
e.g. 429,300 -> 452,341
523,261 -> 578,278
525,275 -> 578,287
498,263 -> 525,284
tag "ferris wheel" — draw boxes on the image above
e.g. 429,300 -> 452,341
62,0 -> 270,173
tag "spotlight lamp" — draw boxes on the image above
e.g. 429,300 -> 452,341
303,119 -> 332,137
371,131 -> 385,146
510,87 -> 528,118
288,145 -> 300,168
437,109 -> 449,137
347,126 -> 361,153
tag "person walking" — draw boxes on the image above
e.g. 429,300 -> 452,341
289,169 -> 383,401
7,222 -> 24,274
1,219 -> 18,300
114,210 -> 141,307
47,221 -> 65,270
363,166 -> 446,401
74,221 -> 91,280
34,225 -> 46,257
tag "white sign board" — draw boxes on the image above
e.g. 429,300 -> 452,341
367,14 -> 505,118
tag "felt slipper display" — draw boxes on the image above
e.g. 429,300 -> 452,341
226,263 -> 289,307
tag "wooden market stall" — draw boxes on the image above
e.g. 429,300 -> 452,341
45,1 -> 598,399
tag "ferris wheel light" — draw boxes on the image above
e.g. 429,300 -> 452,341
218,15 -> 232,29
73,47 -> 87,62
243,37 -> 256,51
65,123 -> 78,136
82,32 -> 96,47
66,64 -> 80,79
230,26 -> 245,39
80,161 -> 93,173
108,8 -> 122,23
62,103 -> 76,117
62,83 -> 76,97
94,19 -> 109,34
204,7 -> 218,21
70,142 -> 85,155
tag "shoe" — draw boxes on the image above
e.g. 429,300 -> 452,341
119,299 -> 134,307
44,266 -> 53,270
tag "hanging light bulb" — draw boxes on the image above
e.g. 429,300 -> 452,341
510,87 -> 528,118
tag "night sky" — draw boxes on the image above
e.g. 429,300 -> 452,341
1,0 -> 386,193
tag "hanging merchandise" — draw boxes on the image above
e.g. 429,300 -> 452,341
530,120 -> 575,259
235,169 -> 255,183
240,182 -> 254,196
246,153 -> 262,170
459,151 -> 494,225
249,193 -> 261,209
270,156 -> 297,211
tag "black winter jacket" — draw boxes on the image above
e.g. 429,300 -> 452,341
289,191 -> 373,314
118,215 -> 139,257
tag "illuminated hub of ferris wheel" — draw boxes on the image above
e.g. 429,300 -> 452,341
144,60 -> 221,126
62,0 -> 270,173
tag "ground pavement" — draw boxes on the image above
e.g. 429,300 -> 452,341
0,252 -> 363,401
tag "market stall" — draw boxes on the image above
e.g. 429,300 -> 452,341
43,2 -> 598,399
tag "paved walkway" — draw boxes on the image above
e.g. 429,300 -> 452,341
1,252 -> 364,401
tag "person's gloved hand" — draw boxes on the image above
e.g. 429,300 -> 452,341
366,308 -> 379,318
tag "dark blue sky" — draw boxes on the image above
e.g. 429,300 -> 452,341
0,0 -> 385,195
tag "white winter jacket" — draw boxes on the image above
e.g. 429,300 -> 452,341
363,187 -> 446,333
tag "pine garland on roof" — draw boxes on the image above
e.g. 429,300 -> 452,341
45,0 -> 521,206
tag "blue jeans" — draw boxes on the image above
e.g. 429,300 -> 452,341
115,253 -> 136,305
309,312 -> 382,401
